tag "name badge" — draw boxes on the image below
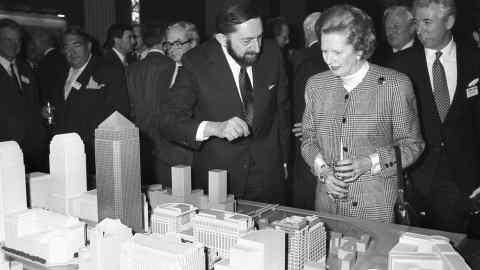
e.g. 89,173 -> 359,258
466,86 -> 478,98
72,81 -> 82,90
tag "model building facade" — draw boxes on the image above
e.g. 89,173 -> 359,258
273,216 -> 308,270
95,112 -> 143,232
151,203 -> 198,234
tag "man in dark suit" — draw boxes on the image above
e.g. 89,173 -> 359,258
389,0 -> 480,233
31,30 -> 69,104
160,0 -> 290,204
290,11 -> 328,210
0,19 -> 48,172
103,24 -> 136,69
127,23 -> 192,187
51,27 -> 130,189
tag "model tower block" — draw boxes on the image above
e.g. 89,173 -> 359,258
215,229 -> 286,270
4,208 -> 85,264
95,112 -> 143,232
0,141 -> 27,242
305,216 -> 327,264
388,232 -> 471,270
120,233 -> 205,270
192,209 -> 254,264
273,216 -> 308,270
151,203 -> 198,234
48,133 -> 87,215
148,166 -> 235,211
79,218 -> 132,270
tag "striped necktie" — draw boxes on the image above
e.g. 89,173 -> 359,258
432,51 -> 450,122
239,66 -> 254,126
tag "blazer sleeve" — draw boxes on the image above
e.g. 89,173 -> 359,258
301,76 -> 322,169
159,64 -> 202,149
376,73 -> 425,177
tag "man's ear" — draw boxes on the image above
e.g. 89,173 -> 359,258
445,14 -> 455,31
215,33 -> 227,47
87,41 -> 92,52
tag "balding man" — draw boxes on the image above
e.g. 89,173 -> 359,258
290,12 -> 328,210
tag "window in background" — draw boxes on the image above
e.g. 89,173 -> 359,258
131,0 -> 140,23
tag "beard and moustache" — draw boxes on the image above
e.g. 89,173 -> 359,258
226,38 -> 260,67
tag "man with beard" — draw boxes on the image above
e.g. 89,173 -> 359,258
160,0 -> 290,204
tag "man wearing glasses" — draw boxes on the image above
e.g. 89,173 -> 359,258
164,21 -> 199,87
160,0 -> 290,204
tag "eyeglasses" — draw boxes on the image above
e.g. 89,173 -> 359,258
164,39 -> 192,49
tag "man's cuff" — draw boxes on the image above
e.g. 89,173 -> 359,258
195,121 -> 209,141
369,152 -> 381,175
314,154 -> 327,177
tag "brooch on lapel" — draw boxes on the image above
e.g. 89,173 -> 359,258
378,77 -> 385,85
268,84 -> 276,91
86,76 -> 106,90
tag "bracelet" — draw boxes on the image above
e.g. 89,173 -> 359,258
318,164 -> 328,184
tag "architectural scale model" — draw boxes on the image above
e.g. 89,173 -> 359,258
48,133 -> 87,215
148,166 -> 235,211
273,216 -> 308,270
305,216 -> 327,264
192,209 -> 254,264
95,111 -> 143,232
0,254 -> 22,270
151,203 -> 198,234
78,218 -> 132,270
0,141 -> 27,242
215,229 -> 286,270
388,232 -> 471,270
27,172 -> 50,209
4,208 -> 85,264
328,231 -> 371,270
120,233 -> 205,270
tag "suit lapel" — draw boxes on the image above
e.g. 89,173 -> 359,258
443,42 -> 468,125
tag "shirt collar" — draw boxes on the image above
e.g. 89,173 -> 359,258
425,37 -> 455,60
112,47 -> 126,64
393,39 -> 414,53
307,40 -> 318,48
0,55 -> 15,75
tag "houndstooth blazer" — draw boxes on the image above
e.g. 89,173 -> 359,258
301,63 -> 425,223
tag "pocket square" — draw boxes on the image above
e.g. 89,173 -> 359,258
20,75 -> 30,84
86,76 -> 105,89
268,84 -> 276,90
468,78 -> 479,87
467,85 -> 478,98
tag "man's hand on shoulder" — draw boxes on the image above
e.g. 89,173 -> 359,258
205,117 -> 250,141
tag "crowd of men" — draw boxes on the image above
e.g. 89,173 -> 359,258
0,0 -> 479,235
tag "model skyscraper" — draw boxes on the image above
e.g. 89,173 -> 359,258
48,133 -> 87,215
95,112 -> 143,232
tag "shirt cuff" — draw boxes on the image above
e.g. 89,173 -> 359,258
369,152 -> 381,175
195,121 -> 209,141
314,154 -> 327,177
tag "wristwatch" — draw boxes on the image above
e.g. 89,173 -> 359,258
318,164 -> 328,184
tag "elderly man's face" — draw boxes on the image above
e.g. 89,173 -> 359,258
165,29 -> 194,63
226,18 -> 263,66
0,27 -> 21,61
63,34 -> 91,69
414,3 -> 454,50
385,13 -> 415,50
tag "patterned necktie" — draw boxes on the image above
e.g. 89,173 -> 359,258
432,51 -> 450,122
239,66 -> 254,126
64,69 -> 76,100
10,61 -> 22,91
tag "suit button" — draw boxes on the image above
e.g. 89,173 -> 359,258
342,117 -> 346,123
343,147 -> 348,152
352,201 -> 358,207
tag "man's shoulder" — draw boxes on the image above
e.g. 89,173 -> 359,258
130,52 -> 174,71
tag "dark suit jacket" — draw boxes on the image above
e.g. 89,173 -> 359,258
103,48 -> 126,70
51,56 -> 130,187
160,39 -> 291,203
372,39 -> 421,66
0,59 -> 48,172
36,48 -> 69,103
389,41 -> 480,199
127,51 -> 192,186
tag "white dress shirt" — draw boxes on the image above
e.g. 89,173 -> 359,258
425,38 -> 457,103
64,55 -> 91,99
195,38 -> 254,141
0,55 -> 20,85
112,47 -> 127,66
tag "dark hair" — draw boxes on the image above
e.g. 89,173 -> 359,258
63,26 -> 91,44
215,0 -> 261,34
0,18 -> 22,35
265,17 -> 288,39
316,4 -> 376,60
142,21 -> 167,48
104,23 -> 133,49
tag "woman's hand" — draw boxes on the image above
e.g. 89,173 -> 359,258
334,157 -> 372,183
324,170 -> 349,199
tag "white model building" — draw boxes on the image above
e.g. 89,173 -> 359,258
0,141 -> 28,242
148,166 -> 235,211
305,216 -> 327,264
151,203 -> 198,234
389,232 -> 471,270
27,172 -> 50,209
78,218 -> 132,270
120,233 -> 205,270
4,208 -> 85,264
215,229 -> 286,270
95,112 -> 143,232
48,133 -> 87,215
273,216 -> 308,270
192,209 -> 254,262
69,189 -> 98,223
